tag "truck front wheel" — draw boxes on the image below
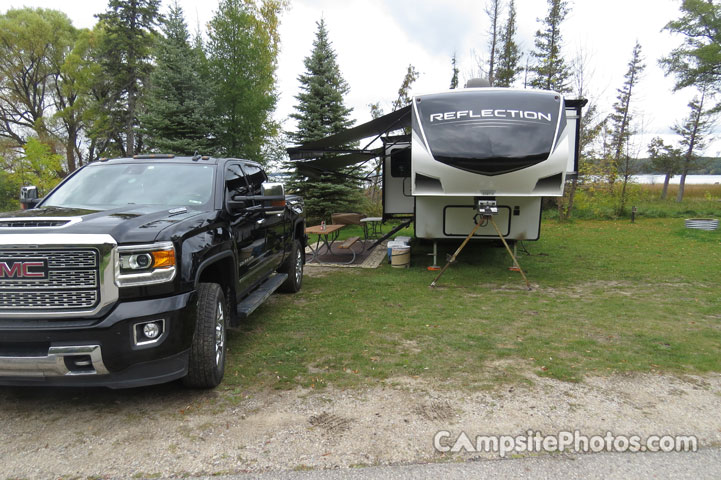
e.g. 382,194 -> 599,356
279,239 -> 303,293
183,283 -> 227,388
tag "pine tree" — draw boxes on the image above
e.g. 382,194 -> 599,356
673,84 -> 713,202
290,19 -> 353,144
69,25 -> 119,162
391,64 -> 420,111
288,19 -> 360,223
608,41 -> 645,214
450,53 -> 459,89
495,0 -> 522,88
660,0 -> 721,112
485,0 -> 503,86
609,42 -> 645,180
207,0 -> 281,162
647,137 -> 682,200
96,0 -> 162,156
139,3 -> 213,155
529,0 -> 571,93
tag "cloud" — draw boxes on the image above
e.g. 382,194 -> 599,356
383,0 -> 478,57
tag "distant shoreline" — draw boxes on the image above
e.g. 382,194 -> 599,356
631,174 -> 721,185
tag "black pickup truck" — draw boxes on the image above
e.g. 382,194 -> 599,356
0,155 -> 305,388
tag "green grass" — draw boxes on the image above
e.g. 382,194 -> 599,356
551,182 -> 721,220
224,218 -> 721,391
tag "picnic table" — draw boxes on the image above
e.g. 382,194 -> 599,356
360,216 -> 383,243
305,223 -> 362,264
305,223 -> 344,263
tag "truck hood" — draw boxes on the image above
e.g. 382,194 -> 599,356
0,205 -> 208,244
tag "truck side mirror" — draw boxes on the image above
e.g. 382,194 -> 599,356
19,186 -> 40,210
261,182 -> 285,215
226,183 -> 286,214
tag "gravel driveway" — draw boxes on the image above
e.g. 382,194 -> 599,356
1,373 -> 720,478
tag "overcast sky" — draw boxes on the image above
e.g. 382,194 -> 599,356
3,0 -> 719,155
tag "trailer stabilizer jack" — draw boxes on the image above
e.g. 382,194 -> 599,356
429,214 -> 532,291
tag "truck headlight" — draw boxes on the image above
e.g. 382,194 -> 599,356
116,242 -> 176,286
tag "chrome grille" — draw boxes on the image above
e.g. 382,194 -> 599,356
0,250 -> 96,269
0,270 -> 97,289
0,249 -> 99,311
0,291 -> 97,309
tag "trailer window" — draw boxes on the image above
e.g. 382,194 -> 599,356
390,149 -> 411,178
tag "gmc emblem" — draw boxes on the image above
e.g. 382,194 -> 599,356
0,259 -> 49,279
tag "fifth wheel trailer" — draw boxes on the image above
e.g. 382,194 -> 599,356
288,85 -> 586,244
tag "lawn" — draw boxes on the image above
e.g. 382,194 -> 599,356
224,218 -> 721,391
556,182 -> 721,220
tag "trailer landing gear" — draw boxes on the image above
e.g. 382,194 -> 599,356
427,242 -> 440,271
429,201 -> 532,290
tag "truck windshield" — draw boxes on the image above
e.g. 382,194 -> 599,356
42,163 -> 215,210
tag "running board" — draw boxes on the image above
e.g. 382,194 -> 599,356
236,273 -> 288,319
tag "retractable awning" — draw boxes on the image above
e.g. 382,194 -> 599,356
287,105 -> 411,179
294,149 -> 383,178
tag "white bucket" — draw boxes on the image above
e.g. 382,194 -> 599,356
387,241 -> 405,262
391,246 -> 411,268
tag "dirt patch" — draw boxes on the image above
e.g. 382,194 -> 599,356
309,412 -> 353,433
535,280 -> 710,300
414,401 -> 456,422
2,373 -> 721,478
303,265 -> 342,278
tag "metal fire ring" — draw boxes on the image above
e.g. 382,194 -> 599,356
684,218 -> 719,231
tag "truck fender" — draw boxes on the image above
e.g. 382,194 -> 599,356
194,251 -> 237,288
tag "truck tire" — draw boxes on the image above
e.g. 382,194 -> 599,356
279,239 -> 303,293
183,283 -> 227,388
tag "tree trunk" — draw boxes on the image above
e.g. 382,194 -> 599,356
676,170 -> 688,203
65,127 -> 77,174
555,178 -> 578,221
675,87 -> 705,203
126,89 -> 136,156
566,177 -> 578,219
556,197 -> 565,220
661,173 -> 670,200
618,173 -> 630,216
487,0 -> 500,86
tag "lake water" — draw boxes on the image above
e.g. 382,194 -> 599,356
632,174 -> 721,185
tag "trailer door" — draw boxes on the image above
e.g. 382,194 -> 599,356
383,146 -> 414,215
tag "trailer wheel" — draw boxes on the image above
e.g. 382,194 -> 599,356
183,283 -> 227,388
279,239 -> 303,293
